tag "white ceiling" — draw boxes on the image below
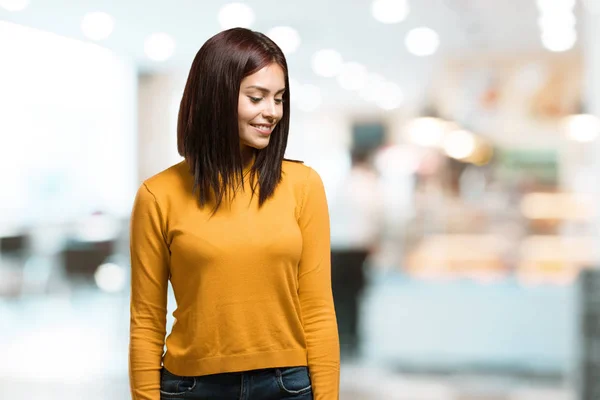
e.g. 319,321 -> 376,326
0,0 -> 576,111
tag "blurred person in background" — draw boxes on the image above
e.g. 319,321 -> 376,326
329,148 -> 384,360
129,28 -> 339,400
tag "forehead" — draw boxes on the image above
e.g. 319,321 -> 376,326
241,63 -> 285,88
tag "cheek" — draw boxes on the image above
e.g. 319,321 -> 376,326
238,102 -> 259,122
237,109 -> 250,125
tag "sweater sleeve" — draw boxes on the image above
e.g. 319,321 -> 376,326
129,183 -> 170,400
297,167 -> 341,399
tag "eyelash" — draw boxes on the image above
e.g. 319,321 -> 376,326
249,96 -> 284,105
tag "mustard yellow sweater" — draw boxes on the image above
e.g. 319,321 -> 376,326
129,160 -> 340,399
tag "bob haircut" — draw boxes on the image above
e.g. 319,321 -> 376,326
177,27 -> 291,210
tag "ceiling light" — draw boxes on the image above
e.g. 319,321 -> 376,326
538,12 -> 576,30
336,62 -> 368,91
541,27 -> 576,52
311,49 -> 343,77
0,0 -> 29,11
564,114 -> 600,142
405,117 -> 446,147
405,27 -> 440,56
81,12 -> 115,41
218,2 -> 255,29
144,33 -> 176,62
371,0 -> 410,24
443,130 -> 476,159
267,26 -> 301,54
94,262 -> 126,293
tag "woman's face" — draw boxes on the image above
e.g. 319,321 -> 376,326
238,63 -> 286,151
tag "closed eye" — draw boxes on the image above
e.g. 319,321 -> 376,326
249,96 -> 284,105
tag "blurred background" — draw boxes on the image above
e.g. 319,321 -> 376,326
1,0 -> 600,399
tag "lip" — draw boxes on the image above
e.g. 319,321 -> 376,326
251,124 -> 274,135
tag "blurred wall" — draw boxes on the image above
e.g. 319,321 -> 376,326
583,10 -> 600,208
137,73 -> 184,182
0,21 -> 138,230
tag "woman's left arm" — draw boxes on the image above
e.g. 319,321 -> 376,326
297,167 -> 340,400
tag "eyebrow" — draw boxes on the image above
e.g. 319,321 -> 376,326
245,85 -> 286,95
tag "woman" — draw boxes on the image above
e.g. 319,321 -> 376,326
129,28 -> 340,400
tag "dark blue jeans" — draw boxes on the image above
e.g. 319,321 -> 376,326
159,366 -> 313,400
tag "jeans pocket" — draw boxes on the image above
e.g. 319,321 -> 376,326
276,366 -> 312,395
160,367 -> 196,397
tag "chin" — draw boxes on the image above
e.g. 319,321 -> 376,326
245,138 -> 270,150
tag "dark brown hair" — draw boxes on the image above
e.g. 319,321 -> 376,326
177,28 -> 291,210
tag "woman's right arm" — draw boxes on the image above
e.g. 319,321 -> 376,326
129,183 -> 170,400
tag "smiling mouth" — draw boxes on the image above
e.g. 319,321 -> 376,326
251,124 -> 275,134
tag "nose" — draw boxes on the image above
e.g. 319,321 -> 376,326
261,99 -> 279,120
